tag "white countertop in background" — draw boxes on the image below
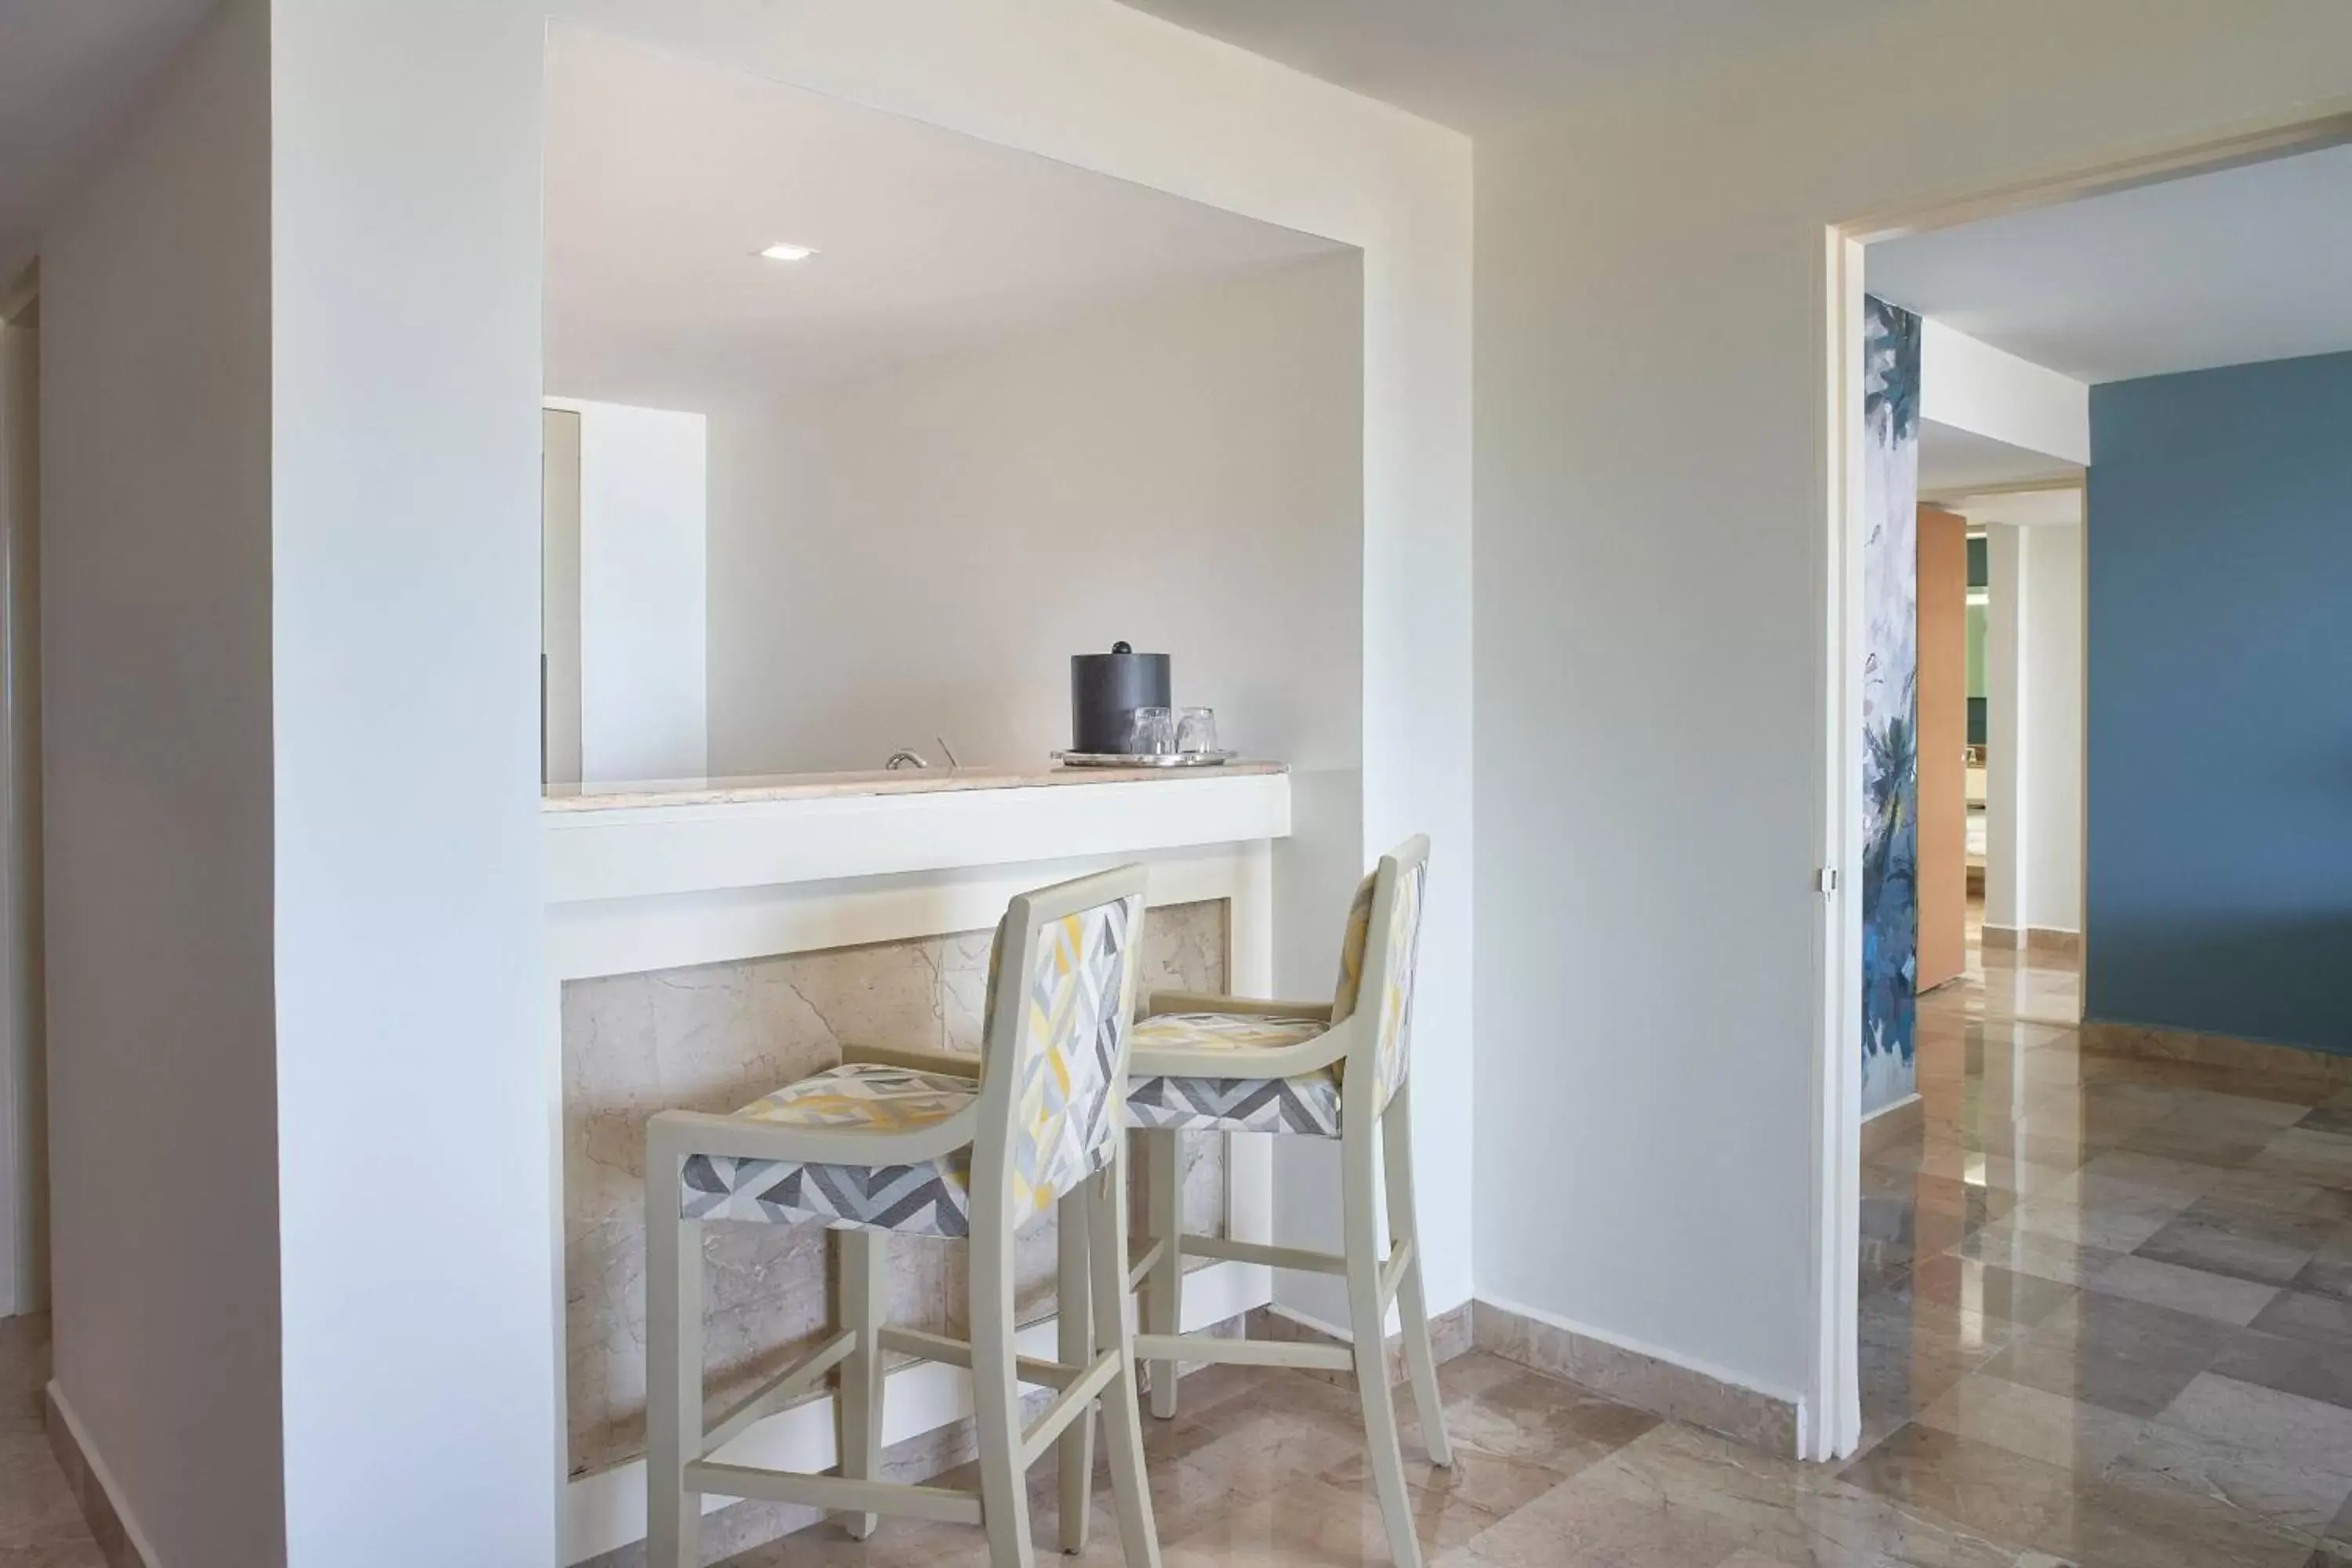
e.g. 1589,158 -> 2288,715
543,760 -> 1287,813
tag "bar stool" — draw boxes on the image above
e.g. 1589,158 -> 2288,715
1125,836 -> 1451,1568
642,864 -> 1161,1568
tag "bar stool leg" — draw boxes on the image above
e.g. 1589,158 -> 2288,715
645,1160 -> 703,1568
1343,1115 -> 1421,1568
1056,1189 -> 1095,1553
971,1193 -> 1038,1568
1090,1145 -> 1162,1567
834,1229 -> 887,1540
1382,1082 -> 1454,1467
1143,1129 -> 1184,1418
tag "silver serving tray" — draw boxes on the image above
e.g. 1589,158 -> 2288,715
1052,750 -> 1237,768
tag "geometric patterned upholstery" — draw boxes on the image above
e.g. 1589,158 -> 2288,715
1007,894 -> 1144,1217
1330,870 -> 1378,1028
1127,1013 -> 1341,1137
676,889 -> 1144,1240
678,1062 -> 985,1237
1133,852 -> 1428,1140
1133,1012 -> 1331,1052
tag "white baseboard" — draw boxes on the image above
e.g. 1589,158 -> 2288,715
561,1257 -> 1267,1565
1860,1093 -> 1926,1162
47,1380 -> 166,1568
1860,1091 -> 1921,1123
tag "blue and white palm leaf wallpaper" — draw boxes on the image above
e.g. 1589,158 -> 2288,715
1861,295 -> 1921,1117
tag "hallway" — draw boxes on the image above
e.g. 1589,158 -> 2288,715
1853,931 -> 2352,1566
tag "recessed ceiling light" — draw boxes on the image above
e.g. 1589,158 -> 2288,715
758,241 -> 818,263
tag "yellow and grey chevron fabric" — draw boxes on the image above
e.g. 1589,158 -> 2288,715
678,1062 -> 982,1236
1331,860 -> 1426,1108
735,1062 -> 974,1132
1008,894 -> 1145,1217
1134,1012 -> 1331,1051
1332,870 -> 1377,1025
1127,1011 -> 1341,1137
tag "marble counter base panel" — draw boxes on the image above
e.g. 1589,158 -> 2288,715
564,899 -> 1232,1479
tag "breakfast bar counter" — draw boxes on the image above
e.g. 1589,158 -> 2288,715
543,761 -> 1290,1560
544,759 -> 1288,811
542,761 -> 1290,908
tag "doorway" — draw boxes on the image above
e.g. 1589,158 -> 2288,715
1813,113 -> 2352,1461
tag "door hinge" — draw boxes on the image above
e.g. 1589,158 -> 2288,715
1817,867 -> 1840,895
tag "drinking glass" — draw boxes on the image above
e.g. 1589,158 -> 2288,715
1177,706 -> 1218,754
1126,706 -> 1176,756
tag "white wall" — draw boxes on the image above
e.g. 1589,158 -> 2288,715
706,254 -> 1363,778
1921,319 -> 2091,466
554,398 -> 707,783
1969,496 -> 2085,941
209,2 -> 1465,1562
1982,523 -> 2030,934
541,408 -> 584,787
39,0 -> 284,1557
1475,0 -> 2352,1423
2023,520 -> 2084,934
706,251 -> 1372,1329
270,0 -> 558,1561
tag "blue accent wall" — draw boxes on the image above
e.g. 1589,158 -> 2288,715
2086,350 -> 2352,1054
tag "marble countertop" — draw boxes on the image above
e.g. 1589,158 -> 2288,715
543,760 -> 1288,813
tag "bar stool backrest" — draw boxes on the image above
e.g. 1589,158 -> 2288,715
1330,836 -> 1432,1111
971,864 -> 1149,1228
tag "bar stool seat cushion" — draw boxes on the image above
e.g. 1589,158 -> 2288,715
679,1062 -> 996,1238
1125,1012 -> 1341,1138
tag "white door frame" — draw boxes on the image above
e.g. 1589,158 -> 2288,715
1805,102 -> 2352,1461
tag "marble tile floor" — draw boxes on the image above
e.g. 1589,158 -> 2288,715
720,919 -> 2352,1568
3,920 -> 2347,1566
0,1316 -> 105,1566
1849,922 -> 2352,1568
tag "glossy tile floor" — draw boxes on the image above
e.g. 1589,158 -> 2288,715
720,919 -> 2352,1568
2,923 -> 2346,1566
0,1316 -> 104,1566
1849,920 -> 2352,1568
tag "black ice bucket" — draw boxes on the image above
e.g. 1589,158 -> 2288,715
1069,642 -> 1171,754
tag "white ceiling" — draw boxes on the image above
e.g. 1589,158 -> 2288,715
544,27 -> 1348,411
1112,0 -> 1900,132
0,0 -> 217,278
1918,421 -> 2081,496
1869,141 -> 2352,385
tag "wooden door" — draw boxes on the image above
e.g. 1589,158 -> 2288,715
1915,506 -> 1967,990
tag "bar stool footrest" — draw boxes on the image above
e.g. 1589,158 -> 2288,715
682,1461 -> 984,1526
1179,1232 -> 1345,1276
876,1326 -> 1085,1389
1018,1349 -> 1124,1466
1134,1330 -> 1353,1374
699,1329 -> 856,1458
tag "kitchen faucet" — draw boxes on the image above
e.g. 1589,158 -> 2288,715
884,736 -> 960,771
